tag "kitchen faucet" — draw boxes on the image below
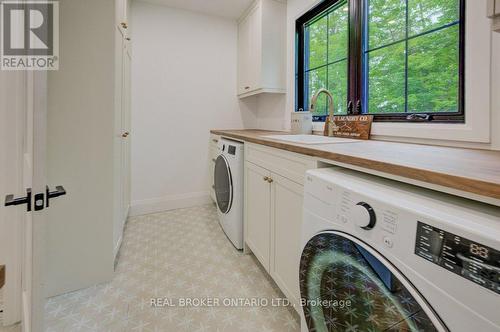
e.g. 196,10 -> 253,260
310,88 -> 335,136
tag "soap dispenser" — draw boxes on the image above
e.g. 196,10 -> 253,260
291,110 -> 313,134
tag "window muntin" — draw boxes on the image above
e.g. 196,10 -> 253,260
296,0 -> 464,123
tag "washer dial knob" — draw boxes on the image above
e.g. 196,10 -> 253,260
353,202 -> 377,230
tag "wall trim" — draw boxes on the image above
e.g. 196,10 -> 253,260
113,235 -> 123,263
129,191 -> 213,217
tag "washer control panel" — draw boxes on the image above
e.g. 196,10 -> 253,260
415,222 -> 500,294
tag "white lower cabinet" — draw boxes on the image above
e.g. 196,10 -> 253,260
271,173 -> 303,308
244,143 -> 316,313
209,134 -> 220,203
245,162 -> 272,272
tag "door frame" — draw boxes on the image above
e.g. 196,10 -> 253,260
0,66 -> 25,327
27,70 -> 48,332
0,69 -> 48,331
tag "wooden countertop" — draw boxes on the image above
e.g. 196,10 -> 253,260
211,129 -> 500,203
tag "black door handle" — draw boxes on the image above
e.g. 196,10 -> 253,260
5,188 -> 32,212
46,186 -> 67,208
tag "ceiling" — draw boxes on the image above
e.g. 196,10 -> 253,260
139,0 -> 255,20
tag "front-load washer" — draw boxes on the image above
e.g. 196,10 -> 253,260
214,138 -> 244,249
300,167 -> 500,332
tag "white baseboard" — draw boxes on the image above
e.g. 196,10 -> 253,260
113,234 -> 123,262
129,191 -> 212,217
113,205 -> 129,262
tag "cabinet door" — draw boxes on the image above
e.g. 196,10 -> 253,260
245,162 -> 272,271
238,3 -> 261,95
237,12 -> 251,95
247,2 -> 261,92
116,0 -> 128,27
271,173 -> 303,308
114,27 -> 125,256
209,145 -> 218,202
121,37 -> 132,223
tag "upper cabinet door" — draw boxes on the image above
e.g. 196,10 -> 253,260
116,0 -> 130,29
247,2 -> 262,93
238,9 -> 253,95
237,0 -> 286,98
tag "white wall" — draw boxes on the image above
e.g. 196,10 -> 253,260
130,1 -> 258,215
256,0 -> 500,150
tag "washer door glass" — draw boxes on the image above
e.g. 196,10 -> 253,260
214,155 -> 232,214
300,232 -> 446,332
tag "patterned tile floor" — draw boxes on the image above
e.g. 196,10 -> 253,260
0,289 -> 21,332
44,204 -> 300,332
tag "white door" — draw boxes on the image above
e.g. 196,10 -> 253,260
0,69 -> 49,332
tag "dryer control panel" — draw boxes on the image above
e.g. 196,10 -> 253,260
415,222 -> 500,294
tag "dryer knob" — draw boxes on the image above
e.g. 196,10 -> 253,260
353,202 -> 376,230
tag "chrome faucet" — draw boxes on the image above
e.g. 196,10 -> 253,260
310,88 -> 335,136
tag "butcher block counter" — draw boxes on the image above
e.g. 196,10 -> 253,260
211,129 -> 500,206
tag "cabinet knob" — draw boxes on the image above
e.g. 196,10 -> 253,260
267,177 -> 274,183
263,176 -> 269,182
245,86 -> 250,90
122,132 -> 130,138
121,22 -> 128,29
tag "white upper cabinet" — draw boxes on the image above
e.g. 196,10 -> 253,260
237,0 -> 286,98
116,0 -> 130,30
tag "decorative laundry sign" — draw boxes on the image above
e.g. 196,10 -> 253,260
331,115 -> 373,140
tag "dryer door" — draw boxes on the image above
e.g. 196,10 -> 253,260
214,155 -> 233,214
299,232 -> 448,332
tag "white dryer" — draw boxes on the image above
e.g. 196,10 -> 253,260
300,167 -> 500,332
214,138 -> 244,249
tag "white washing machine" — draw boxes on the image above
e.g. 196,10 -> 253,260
300,167 -> 500,332
214,138 -> 244,249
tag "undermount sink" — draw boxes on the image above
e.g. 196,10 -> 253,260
262,134 -> 358,145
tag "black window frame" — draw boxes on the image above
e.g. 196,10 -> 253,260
296,0 -> 466,123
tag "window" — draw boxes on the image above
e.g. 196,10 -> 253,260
296,0 -> 465,123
